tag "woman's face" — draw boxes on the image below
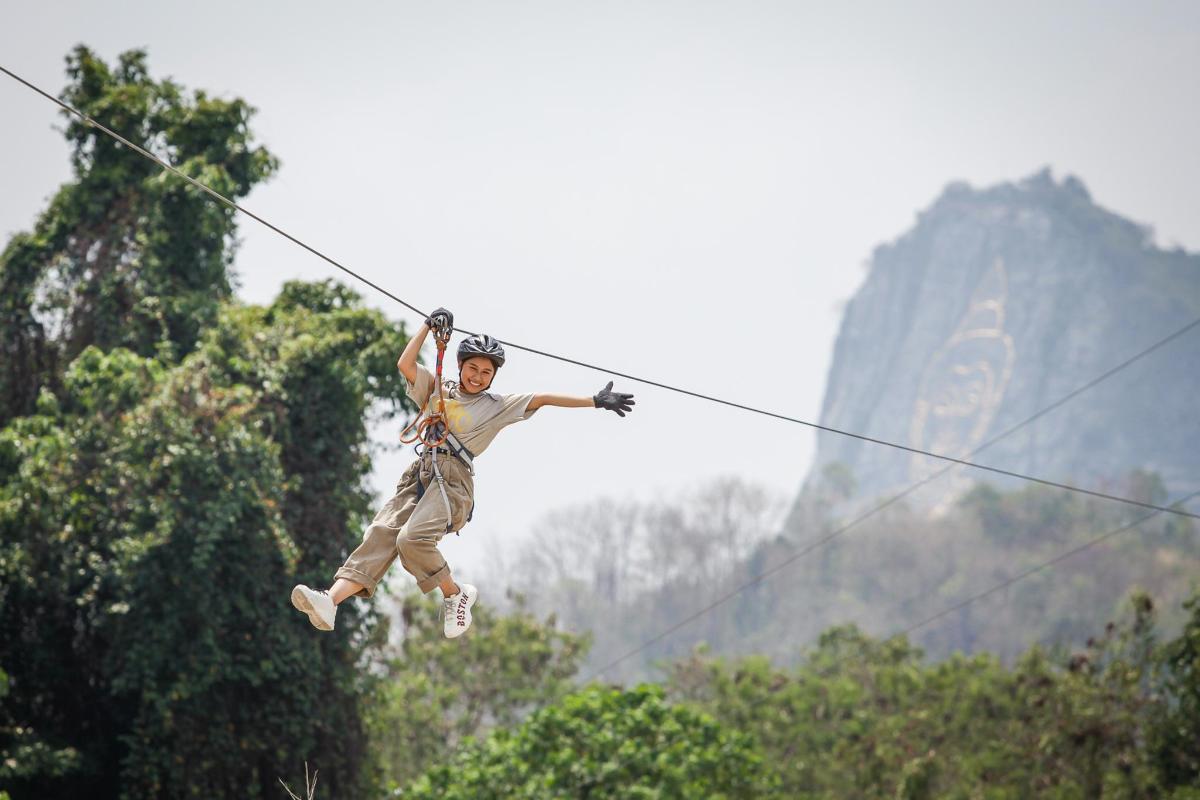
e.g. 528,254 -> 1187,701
459,356 -> 497,394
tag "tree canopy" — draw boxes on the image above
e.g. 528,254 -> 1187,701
0,46 -> 276,426
667,592 -> 1200,798
0,47 -> 409,799
398,684 -> 766,799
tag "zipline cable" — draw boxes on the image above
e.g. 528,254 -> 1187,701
582,320 -> 1200,680
484,322 -> 1200,527
4,62 -> 1198,528
889,489 -> 1200,640
0,64 -> 427,321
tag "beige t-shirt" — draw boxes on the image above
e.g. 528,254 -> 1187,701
405,364 -> 538,457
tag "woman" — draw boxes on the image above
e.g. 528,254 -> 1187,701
291,307 -> 634,638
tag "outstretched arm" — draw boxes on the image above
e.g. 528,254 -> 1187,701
527,393 -> 595,411
529,382 -> 635,416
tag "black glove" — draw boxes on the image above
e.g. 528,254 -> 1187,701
593,381 -> 635,417
424,306 -> 454,331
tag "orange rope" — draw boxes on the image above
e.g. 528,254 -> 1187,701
399,323 -> 453,449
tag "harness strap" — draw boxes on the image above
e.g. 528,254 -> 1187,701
442,430 -> 475,474
399,320 -> 455,449
413,449 -> 474,536
430,449 -> 455,534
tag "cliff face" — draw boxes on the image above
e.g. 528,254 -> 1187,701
801,170 -> 1200,514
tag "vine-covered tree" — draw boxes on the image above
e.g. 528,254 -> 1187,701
0,47 -> 410,799
0,45 -> 276,425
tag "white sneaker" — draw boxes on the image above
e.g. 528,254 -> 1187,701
291,584 -> 336,631
443,584 -> 477,639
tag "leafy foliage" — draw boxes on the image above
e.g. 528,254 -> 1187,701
398,684 -> 768,799
667,591 -> 1200,798
1,347 -> 293,797
0,666 -> 81,791
0,48 -> 410,799
1153,593 -> 1200,788
368,593 -> 589,790
198,279 -> 410,580
0,46 -> 277,425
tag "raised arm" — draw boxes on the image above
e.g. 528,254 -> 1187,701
396,323 -> 430,385
529,381 -> 635,416
399,307 -> 452,384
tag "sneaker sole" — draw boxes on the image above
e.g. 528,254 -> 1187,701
445,587 -> 478,639
291,586 -> 334,631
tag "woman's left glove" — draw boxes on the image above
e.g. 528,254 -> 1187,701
594,381 -> 635,417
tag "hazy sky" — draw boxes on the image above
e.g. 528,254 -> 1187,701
3,1 -> 1199,580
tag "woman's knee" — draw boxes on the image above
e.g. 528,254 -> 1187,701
396,530 -> 428,557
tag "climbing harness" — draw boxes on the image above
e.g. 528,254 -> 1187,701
399,317 -> 475,533
411,450 -> 475,535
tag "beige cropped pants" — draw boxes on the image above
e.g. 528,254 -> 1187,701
335,451 -> 474,595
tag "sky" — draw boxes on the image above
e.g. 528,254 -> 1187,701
3,1 -> 1199,579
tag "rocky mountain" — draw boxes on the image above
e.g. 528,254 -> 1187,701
798,169 -> 1200,516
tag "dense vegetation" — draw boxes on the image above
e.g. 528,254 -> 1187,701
667,593 -> 1200,798
0,47 -> 407,798
2,48 -> 1197,799
380,591 -> 1200,798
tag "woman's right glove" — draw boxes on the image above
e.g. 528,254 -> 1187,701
593,381 -> 635,417
424,307 -> 454,331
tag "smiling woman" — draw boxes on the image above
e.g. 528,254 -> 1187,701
459,355 -> 496,392
291,305 -> 635,639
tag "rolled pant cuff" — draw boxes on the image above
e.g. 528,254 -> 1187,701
417,562 -> 451,595
334,567 -> 379,598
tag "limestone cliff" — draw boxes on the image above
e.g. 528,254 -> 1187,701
801,169 -> 1200,515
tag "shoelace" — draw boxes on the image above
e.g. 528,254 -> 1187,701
443,595 -> 457,622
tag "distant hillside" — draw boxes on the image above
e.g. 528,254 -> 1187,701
798,169 -> 1200,516
486,470 -> 1200,684
485,171 -> 1200,684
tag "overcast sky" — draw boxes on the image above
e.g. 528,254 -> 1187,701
3,1 -> 1199,580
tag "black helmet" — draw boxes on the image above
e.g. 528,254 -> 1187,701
457,333 -> 506,369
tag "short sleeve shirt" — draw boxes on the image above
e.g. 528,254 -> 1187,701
405,364 -> 538,457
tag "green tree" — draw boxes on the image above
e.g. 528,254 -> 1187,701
0,287 -> 411,798
398,684 -> 768,799
1153,591 -> 1200,789
0,45 -> 275,425
0,347 -> 301,798
0,666 -> 81,793
200,279 -> 409,583
667,593 -> 1182,799
368,592 -> 589,790
0,45 -> 415,799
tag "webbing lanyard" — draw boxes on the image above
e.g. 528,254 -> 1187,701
400,320 -> 454,449
400,319 -> 463,533
429,449 -> 456,534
